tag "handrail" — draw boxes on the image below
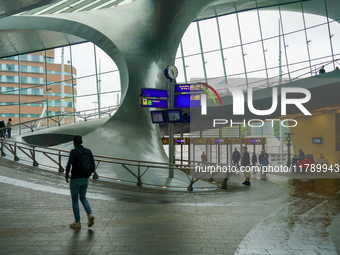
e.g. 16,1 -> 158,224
0,104 -> 120,136
1,58 -> 326,190
212,57 -> 340,96
0,138 -> 228,191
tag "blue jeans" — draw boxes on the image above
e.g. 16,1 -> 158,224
70,178 -> 92,222
7,128 -> 11,138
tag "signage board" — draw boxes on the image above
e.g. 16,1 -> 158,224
162,138 -> 169,144
243,138 -> 265,144
230,138 -> 243,144
141,88 -> 169,98
174,94 -> 202,108
162,138 -> 190,145
208,138 -> 228,144
250,138 -> 261,144
191,138 -> 207,145
141,98 -> 168,108
174,138 -> 190,144
175,83 -> 207,93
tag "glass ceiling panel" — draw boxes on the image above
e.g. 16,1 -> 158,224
197,0 -> 310,21
20,0 -> 311,19
19,0 -> 131,15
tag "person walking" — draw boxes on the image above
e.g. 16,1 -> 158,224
65,135 -> 95,230
241,147 -> 251,185
252,152 -> 257,172
6,118 -> 12,138
232,148 -> 241,170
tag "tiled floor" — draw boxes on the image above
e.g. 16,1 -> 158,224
0,158 -> 339,255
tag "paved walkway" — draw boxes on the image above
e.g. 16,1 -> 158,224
0,157 -> 339,255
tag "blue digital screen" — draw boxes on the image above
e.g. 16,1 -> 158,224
312,138 -> 322,144
166,109 -> 182,122
250,139 -> 261,144
175,139 -> 186,144
150,110 -> 166,123
175,84 -> 207,93
141,98 -> 168,108
214,139 -> 224,144
174,94 -> 201,108
141,88 -> 169,98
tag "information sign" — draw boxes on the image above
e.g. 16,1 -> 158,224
141,98 -> 168,108
174,94 -> 202,108
250,138 -> 261,144
175,83 -> 206,93
175,139 -> 186,144
141,88 -> 169,98
243,138 -> 265,144
162,138 -> 190,145
230,138 -> 243,144
162,138 -> 169,144
191,138 -> 208,145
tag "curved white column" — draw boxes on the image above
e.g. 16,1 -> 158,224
0,0 -> 212,165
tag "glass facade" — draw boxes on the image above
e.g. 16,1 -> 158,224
0,43 -> 121,127
177,0 -> 340,88
0,0 -> 338,139
174,0 -> 340,160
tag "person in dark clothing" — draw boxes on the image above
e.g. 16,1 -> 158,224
0,120 -> 5,138
252,152 -> 257,166
258,150 -> 263,165
319,66 -> 325,74
259,150 -> 269,167
259,150 -> 269,177
241,147 -> 251,185
252,152 -> 257,172
201,151 -> 208,165
66,135 -> 95,230
292,149 -> 305,166
232,148 -> 241,170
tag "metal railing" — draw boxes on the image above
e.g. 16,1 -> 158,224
0,138 -> 227,191
213,58 -> 340,97
2,104 -> 120,136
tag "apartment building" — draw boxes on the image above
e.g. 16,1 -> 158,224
0,49 -> 76,126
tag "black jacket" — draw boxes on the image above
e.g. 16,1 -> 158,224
232,150 -> 240,161
65,145 -> 95,179
259,153 -> 269,164
241,151 -> 250,166
252,154 -> 257,163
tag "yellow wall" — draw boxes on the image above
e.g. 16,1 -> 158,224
290,110 -> 340,165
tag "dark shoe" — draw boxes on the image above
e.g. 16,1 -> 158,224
88,214 -> 95,228
245,181 -> 251,186
242,181 -> 247,185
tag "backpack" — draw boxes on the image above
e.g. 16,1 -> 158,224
76,147 -> 93,178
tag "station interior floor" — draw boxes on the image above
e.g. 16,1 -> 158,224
0,156 -> 340,255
